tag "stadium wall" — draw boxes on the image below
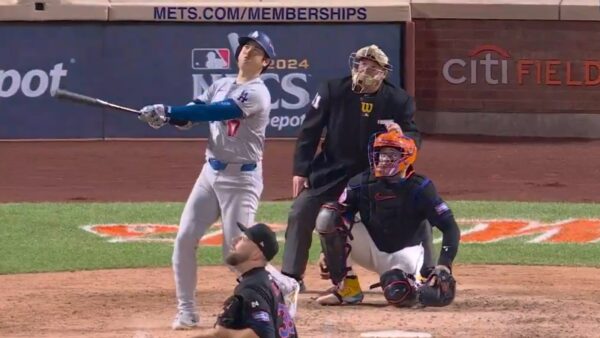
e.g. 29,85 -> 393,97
411,0 -> 600,138
1,0 -> 599,139
0,1 -> 408,139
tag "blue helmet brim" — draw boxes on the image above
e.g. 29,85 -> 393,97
237,36 -> 274,59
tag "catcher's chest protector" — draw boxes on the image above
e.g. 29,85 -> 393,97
358,175 -> 427,252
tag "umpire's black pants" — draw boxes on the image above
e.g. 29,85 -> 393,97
281,187 -> 436,281
281,186 -> 342,280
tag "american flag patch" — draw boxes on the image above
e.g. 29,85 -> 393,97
252,311 -> 271,322
435,202 -> 450,215
312,93 -> 322,109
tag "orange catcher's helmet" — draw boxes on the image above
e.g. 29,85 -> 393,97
370,131 -> 417,178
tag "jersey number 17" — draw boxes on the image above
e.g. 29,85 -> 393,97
227,120 -> 241,137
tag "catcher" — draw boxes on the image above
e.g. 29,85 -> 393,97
315,130 -> 460,307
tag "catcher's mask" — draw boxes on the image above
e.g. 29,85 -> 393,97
369,131 -> 417,178
349,45 -> 392,94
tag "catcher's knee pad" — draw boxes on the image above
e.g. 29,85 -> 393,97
379,269 -> 417,307
316,202 -> 351,284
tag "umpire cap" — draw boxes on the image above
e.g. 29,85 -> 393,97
236,222 -> 279,261
236,31 -> 276,60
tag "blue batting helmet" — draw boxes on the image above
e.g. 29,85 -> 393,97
235,31 -> 276,60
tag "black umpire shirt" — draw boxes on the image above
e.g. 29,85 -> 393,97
293,76 -> 422,196
217,267 -> 297,338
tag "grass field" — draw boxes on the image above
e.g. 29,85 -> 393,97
0,200 -> 599,274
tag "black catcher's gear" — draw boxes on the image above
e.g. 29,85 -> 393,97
315,202 -> 353,284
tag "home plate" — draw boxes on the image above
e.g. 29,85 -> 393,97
360,330 -> 432,338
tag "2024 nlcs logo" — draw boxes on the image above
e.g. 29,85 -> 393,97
190,32 -> 312,111
192,48 -> 231,70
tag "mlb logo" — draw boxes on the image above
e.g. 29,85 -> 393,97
191,48 -> 230,70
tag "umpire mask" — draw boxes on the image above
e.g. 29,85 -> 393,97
349,45 -> 392,94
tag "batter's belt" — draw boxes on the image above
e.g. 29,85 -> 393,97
208,158 -> 257,172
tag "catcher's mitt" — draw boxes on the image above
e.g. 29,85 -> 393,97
216,295 -> 244,328
418,265 -> 456,307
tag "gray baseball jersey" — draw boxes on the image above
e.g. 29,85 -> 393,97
172,76 -> 271,315
200,77 -> 270,163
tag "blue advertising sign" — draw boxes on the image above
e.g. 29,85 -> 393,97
0,23 -> 403,139
0,24 -> 105,139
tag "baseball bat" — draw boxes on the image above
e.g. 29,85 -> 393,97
51,88 -> 140,115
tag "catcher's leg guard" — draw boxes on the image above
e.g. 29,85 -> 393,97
315,202 -> 352,285
376,269 -> 418,307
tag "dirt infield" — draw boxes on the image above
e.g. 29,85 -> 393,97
1,136 -> 600,337
1,264 -> 599,338
1,136 -> 600,203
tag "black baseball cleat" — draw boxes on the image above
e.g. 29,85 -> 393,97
297,279 -> 307,293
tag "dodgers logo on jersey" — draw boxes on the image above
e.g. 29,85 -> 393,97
237,90 -> 249,103
191,48 -> 230,70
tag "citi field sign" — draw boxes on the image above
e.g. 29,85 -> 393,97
442,44 -> 600,86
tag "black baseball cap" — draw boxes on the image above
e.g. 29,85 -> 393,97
236,222 -> 279,261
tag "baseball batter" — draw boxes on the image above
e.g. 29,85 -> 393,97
315,130 -> 460,307
138,31 -> 299,330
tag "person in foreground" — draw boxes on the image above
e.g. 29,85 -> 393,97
136,30 -> 299,329
315,130 -> 460,307
192,223 -> 298,338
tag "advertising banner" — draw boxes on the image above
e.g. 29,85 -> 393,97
0,23 -> 403,139
414,20 -> 600,115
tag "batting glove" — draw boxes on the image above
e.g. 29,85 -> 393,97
139,104 -> 169,129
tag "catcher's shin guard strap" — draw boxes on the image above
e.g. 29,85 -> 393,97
318,233 -> 350,284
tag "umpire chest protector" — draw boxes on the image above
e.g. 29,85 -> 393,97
357,172 -> 429,253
